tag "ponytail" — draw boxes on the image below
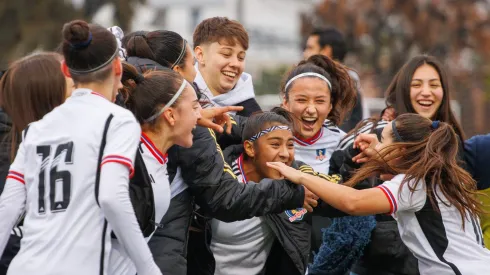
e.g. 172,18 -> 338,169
120,62 -> 186,127
125,31 -> 188,70
126,35 -> 157,62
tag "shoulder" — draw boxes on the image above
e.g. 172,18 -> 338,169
323,120 -> 345,135
106,103 -> 138,125
338,120 -> 388,150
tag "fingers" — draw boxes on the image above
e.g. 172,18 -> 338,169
197,118 -> 224,133
207,106 -> 243,118
303,203 -> 313,213
303,197 -> 318,212
225,114 -> 233,135
223,106 -> 244,112
304,187 -> 319,200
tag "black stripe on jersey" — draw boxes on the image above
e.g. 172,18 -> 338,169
415,193 -> 462,275
95,114 -> 114,207
338,121 -> 388,150
469,215 -> 481,245
23,125 -> 30,140
476,218 -> 485,246
99,220 -> 108,275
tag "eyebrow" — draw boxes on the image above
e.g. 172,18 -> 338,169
267,137 -> 284,141
412,78 -> 440,82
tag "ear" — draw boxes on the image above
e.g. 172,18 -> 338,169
114,58 -> 122,76
61,61 -> 71,78
320,45 -> 333,59
162,108 -> 176,126
282,96 -> 289,110
172,65 -> 182,75
327,102 -> 333,115
194,46 -> 205,66
243,140 -> 255,158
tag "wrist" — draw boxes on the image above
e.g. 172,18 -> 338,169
298,172 -> 307,186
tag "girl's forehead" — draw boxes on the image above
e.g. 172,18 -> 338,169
289,78 -> 330,97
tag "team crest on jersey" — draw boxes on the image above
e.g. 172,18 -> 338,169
316,149 -> 327,161
285,208 -> 308,222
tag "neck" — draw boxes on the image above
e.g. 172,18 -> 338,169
241,156 -> 262,183
77,81 -> 113,101
198,65 -> 221,97
143,129 -> 174,155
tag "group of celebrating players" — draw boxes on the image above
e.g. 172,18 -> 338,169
0,15 -> 489,275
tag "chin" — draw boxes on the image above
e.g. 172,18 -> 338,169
299,125 -> 322,139
178,136 -> 194,148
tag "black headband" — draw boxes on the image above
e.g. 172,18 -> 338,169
391,120 -> 403,142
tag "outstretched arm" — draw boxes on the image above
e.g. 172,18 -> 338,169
267,162 -> 390,216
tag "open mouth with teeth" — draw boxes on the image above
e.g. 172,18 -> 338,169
417,100 -> 434,108
301,117 -> 318,130
222,71 -> 237,81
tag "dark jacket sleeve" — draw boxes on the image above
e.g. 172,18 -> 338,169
217,115 -> 248,150
294,161 -> 369,218
236,98 -> 262,117
340,90 -> 363,133
464,134 -> 490,190
147,191 -> 193,275
329,146 -> 362,181
0,110 -> 12,195
175,126 -> 304,222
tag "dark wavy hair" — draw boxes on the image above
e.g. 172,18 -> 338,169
281,55 -> 357,125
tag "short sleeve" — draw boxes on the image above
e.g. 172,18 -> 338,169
376,174 -> 426,215
7,140 -> 26,185
100,113 -> 141,178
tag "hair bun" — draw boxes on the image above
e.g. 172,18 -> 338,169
62,20 -> 92,49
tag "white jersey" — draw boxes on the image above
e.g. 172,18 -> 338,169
378,174 -> 490,275
1,89 -> 141,275
294,121 -> 345,174
109,133 -> 171,275
210,154 -> 274,275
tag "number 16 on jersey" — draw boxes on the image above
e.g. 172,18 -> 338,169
37,141 -> 74,214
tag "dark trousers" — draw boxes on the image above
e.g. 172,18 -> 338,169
0,234 -> 21,275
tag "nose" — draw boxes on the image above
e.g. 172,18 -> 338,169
278,145 -> 290,160
229,55 -> 241,68
305,103 -> 316,115
421,83 -> 432,96
196,105 -> 202,119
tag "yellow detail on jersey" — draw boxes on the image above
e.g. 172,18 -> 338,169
479,188 -> 490,249
298,165 -> 342,184
208,128 -> 236,179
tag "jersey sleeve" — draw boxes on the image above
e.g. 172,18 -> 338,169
0,142 -> 27,257
376,174 -> 426,215
100,113 -> 141,178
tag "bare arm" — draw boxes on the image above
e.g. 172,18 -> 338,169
267,162 -> 391,216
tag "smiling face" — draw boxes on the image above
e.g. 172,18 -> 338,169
195,39 -> 246,96
245,125 -> 295,179
283,77 -> 332,139
410,64 -> 444,119
167,84 -> 202,148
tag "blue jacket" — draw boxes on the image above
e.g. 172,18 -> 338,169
464,134 -> 490,190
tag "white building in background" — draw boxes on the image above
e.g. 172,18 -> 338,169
128,0 -> 317,74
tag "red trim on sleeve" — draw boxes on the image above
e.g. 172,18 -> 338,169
101,155 -> 135,178
376,185 -> 398,214
7,171 -> 25,184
